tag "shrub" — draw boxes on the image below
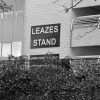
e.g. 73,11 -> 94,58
0,55 -> 100,100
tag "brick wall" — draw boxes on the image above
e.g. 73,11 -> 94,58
23,0 -> 73,59
23,0 -> 100,58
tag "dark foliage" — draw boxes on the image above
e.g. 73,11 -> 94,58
0,55 -> 100,100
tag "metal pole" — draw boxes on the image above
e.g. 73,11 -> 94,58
11,11 -> 14,56
1,12 -> 3,58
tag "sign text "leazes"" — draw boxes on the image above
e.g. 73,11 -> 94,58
31,25 -> 58,34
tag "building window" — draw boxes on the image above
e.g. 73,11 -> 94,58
2,43 -> 11,57
0,41 -> 22,58
12,41 -> 22,57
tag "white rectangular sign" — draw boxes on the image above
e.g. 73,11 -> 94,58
73,0 -> 100,8
71,15 -> 100,47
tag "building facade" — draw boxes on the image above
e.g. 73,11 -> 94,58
0,0 -> 24,59
23,0 -> 100,59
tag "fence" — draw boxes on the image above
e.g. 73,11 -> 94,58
0,55 -> 100,68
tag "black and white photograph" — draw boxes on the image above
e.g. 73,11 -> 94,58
0,0 -> 100,100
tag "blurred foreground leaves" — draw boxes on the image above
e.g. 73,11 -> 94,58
0,55 -> 100,100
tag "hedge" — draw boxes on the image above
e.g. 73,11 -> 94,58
0,55 -> 100,100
